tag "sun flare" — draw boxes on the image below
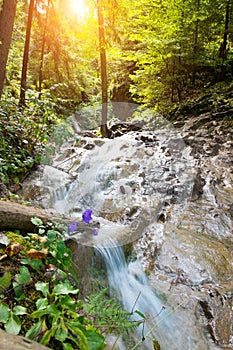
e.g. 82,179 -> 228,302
70,0 -> 87,18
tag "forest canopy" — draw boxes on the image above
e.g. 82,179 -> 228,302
0,0 -> 232,109
0,0 -> 232,186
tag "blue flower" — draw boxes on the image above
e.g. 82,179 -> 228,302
93,228 -> 98,236
82,209 -> 93,224
68,222 -> 78,233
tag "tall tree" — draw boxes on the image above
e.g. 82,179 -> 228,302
219,0 -> 231,60
19,0 -> 35,106
97,0 -> 111,138
38,0 -> 50,99
0,0 -> 17,99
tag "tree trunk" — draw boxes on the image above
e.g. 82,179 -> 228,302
0,0 -> 17,99
192,0 -> 200,85
0,201 -> 95,234
19,0 -> 35,106
219,0 -> 230,61
97,0 -> 111,138
38,0 -> 50,99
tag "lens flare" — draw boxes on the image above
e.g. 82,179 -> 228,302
70,0 -> 87,18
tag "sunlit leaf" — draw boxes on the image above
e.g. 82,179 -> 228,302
40,329 -> 53,345
13,305 -> 27,315
31,304 -> 59,318
36,298 -> 49,310
35,282 -> 49,297
5,313 -> 21,335
52,282 -> 79,296
0,303 -> 10,322
31,217 -> 43,227
63,343 -> 74,350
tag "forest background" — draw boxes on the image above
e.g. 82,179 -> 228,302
0,0 -> 232,188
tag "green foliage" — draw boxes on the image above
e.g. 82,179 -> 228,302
0,94 -> 69,186
85,288 -> 143,335
13,266 -> 31,300
0,219 -> 150,349
0,302 -> 27,335
26,280 -> 105,350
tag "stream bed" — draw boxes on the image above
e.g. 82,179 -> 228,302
20,112 -> 233,349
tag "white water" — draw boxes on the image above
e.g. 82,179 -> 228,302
32,126 -> 225,349
96,240 -> 178,350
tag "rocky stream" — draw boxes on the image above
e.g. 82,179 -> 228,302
19,107 -> 233,350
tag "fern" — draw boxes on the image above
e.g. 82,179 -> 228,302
84,288 -> 143,335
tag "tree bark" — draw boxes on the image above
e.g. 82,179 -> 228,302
19,0 -> 35,106
97,0 -> 111,138
0,201 -> 95,234
219,0 -> 230,61
0,0 -> 17,99
38,0 -> 50,99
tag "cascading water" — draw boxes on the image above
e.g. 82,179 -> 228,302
20,114 -> 232,349
95,240 -> 175,350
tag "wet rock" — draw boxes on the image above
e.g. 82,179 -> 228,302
228,203 -> 233,219
199,287 -> 233,348
0,329 -> 50,350
191,170 -> 206,201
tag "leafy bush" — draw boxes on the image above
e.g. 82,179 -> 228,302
0,93 -> 67,186
0,218 -> 145,349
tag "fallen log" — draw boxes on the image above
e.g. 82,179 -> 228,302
0,329 -> 51,350
0,201 -> 142,247
0,200 -> 95,234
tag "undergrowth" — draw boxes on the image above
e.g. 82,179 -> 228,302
0,218 -> 146,349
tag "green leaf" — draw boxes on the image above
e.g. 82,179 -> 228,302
0,303 -> 10,322
31,217 -> 43,227
40,329 -> 53,345
134,310 -> 146,319
55,322 -> 68,342
31,304 -> 59,318
52,282 -> 79,296
0,272 -> 12,292
26,320 -> 44,339
13,281 -> 24,299
60,295 -> 76,310
16,266 -> 31,285
13,305 -> 27,315
66,324 -> 89,350
47,230 -> 57,241
63,343 -> 74,350
29,259 -> 45,271
86,330 -> 106,350
5,313 -> 21,335
36,298 -> 48,310
35,282 -> 49,297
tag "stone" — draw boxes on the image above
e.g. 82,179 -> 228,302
0,329 -> 50,350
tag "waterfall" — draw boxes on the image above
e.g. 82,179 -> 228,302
31,128 -> 224,349
95,240 -> 175,350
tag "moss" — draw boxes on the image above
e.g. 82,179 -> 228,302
5,231 -> 29,247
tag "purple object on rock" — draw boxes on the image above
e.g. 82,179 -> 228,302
82,209 -> 93,224
93,228 -> 98,236
68,221 -> 78,233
